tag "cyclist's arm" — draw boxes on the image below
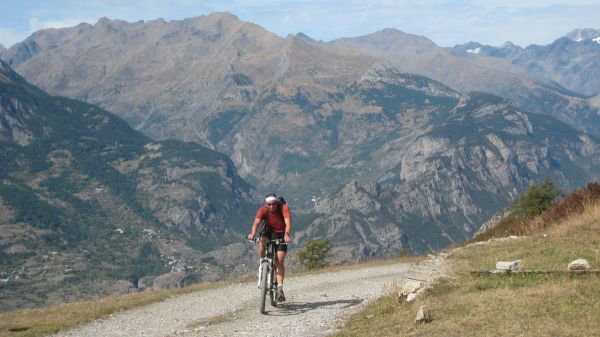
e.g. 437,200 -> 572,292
283,204 -> 292,243
248,217 -> 262,240
283,217 -> 292,243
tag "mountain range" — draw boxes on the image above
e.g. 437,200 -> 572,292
1,13 -> 600,310
453,28 -> 600,97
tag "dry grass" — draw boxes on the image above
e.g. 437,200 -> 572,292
333,202 -> 600,337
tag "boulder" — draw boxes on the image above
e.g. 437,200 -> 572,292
568,259 -> 591,271
137,275 -> 156,290
400,280 -> 423,296
415,305 -> 431,323
151,272 -> 187,290
495,260 -> 523,271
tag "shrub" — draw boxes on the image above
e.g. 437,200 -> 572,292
512,177 -> 561,218
542,182 -> 600,224
298,238 -> 332,270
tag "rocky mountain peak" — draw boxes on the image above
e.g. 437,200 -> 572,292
360,63 -> 460,98
565,28 -> 600,42
331,28 -> 438,57
363,28 -> 435,46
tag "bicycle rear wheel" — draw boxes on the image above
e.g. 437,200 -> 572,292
269,267 -> 277,307
259,262 -> 268,314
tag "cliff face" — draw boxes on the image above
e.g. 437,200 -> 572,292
293,86 -> 600,258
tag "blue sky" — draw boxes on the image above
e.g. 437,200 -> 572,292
1,1 -> 599,49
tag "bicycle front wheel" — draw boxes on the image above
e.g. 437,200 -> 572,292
259,262 -> 269,314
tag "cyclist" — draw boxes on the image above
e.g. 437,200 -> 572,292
247,193 -> 292,302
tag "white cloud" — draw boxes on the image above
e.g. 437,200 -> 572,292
29,17 -> 93,32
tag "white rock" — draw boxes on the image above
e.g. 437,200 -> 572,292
496,260 -> 523,271
415,305 -> 431,323
406,292 -> 417,302
568,259 -> 591,271
400,280 -> 423,296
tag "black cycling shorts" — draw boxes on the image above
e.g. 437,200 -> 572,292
261,232 -> 288,253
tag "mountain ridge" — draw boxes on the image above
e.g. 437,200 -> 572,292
452,27 -> 600,96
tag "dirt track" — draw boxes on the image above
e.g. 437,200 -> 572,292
52,256 -> 448,337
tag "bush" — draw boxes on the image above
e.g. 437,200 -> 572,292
512,177 -> 561,218
298,238 -> 332,270
542,182 -> 600,224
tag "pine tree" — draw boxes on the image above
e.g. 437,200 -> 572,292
298,238 -> 332,270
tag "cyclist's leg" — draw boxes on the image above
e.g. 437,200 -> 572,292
275,250 -> 286,285
258,232 -> 270,258
275,250 -> 287,301
258,240 -> 266,258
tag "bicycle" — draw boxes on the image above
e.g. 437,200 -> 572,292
249,237 -> 287,314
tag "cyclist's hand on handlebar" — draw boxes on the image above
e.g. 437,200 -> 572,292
246,233 -> 255,241
284,232 -> 291,243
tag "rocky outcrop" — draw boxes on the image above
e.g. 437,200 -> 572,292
474,209 -> 513,237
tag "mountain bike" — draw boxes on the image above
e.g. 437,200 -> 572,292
249,237 -> 287,314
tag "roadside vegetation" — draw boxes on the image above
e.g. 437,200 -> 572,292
298,237 -> 333,270
0,281 -> 228,337
333,181 -> 600,337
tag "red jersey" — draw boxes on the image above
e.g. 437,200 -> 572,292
255,203 -> 291,233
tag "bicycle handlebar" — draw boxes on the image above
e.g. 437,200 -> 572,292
246,237 -> 288,245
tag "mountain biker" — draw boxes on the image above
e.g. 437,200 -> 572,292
247,193 -> 292,302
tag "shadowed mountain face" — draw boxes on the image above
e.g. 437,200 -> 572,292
452,28 -> 600,97
0,60 -> 259,311
1,14 -> 600,296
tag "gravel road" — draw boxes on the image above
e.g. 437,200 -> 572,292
52,255 -> 448,337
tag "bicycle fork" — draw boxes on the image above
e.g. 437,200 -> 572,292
257,258 -> 268,288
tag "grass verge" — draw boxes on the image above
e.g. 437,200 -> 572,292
0,281 -> 224,337
332,203 -> 600,337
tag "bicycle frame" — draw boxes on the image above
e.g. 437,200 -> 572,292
252,238 -> 285,314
